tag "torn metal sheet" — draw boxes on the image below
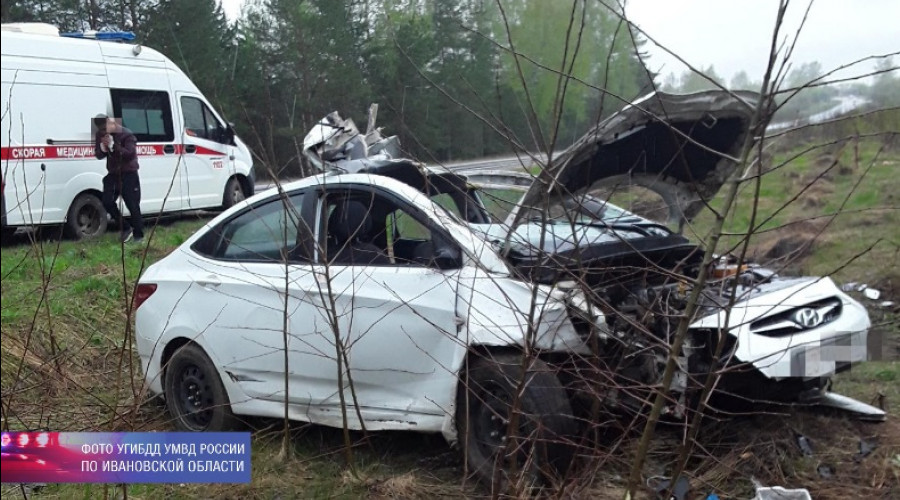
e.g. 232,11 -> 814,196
816,392 -> 887,421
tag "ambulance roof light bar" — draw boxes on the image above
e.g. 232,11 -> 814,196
60,30 -> 135,42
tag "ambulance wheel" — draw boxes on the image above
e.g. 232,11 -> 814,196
65,193 -> 108,240
223,177 -> 246,208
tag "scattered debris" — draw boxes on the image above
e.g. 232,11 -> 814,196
795,434 -> 815,457
841,281 -> 895,306
863,288 -> 882,300
855,437 -> 878,462
649,475 -> 690,500
817,463 -> 835,478
753,485 -> 812,500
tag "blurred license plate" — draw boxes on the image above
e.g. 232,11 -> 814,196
793,345 -> 834,377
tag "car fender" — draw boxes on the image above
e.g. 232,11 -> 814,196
456,267 -> 590,353
137,323 -> 252,411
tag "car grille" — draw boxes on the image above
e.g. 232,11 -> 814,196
750,297 -> 842,337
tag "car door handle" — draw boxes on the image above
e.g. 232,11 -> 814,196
185,144 -> 197,154
197,275 -> 221,289
163,144 -> 175,154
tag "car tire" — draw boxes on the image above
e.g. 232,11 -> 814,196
164,343 -> 240,432
65,193 -> 107,240
222,177 -> 246,209
456,353 -> 577,488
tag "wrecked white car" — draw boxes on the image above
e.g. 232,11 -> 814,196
135,92 -> 879,484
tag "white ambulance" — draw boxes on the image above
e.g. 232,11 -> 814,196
1,23 -> 255,239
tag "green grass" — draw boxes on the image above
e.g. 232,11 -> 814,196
689,139 -> 900,284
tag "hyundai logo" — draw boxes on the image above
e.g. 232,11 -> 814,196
792,308 -> 821,329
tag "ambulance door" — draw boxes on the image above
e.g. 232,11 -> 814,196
178,94 -> 233,210
111,89 -> 184,213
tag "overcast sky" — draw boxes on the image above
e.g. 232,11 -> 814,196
220,0 -> 899,83
625,0 -> 899,83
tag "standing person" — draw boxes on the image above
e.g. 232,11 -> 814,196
94,113 -> 144,243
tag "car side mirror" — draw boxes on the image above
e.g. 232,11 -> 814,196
433,245 -> 462,270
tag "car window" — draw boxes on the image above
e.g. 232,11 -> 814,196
318,190 -> 457,268
181,96 -> 227,143
194,193 -> 309,262
111,89 -> 174,142
386,206 -> 460,268
203,105 -> 223,142
390,209 -> 430,241
181,97 -> 205,139
476,188 -> 522,222
430,193 -> 462,218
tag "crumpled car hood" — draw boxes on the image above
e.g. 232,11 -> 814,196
513,90 -> 761,228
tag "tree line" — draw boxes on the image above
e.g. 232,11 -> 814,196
5,1 -> 894,177
2,0 -> 655,178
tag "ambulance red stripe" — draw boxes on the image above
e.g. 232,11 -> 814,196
0,144 -> 226,161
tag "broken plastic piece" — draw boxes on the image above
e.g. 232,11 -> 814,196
818,392 -> 887,421
841,281 -> 858,292
880,300 -> 895,308
650,475 -> 690,500
795,434 -> 814,456
817,463 -> 835,478
856,437 -> 878,462
863,288 -> 881,300
753,486 -> 812,500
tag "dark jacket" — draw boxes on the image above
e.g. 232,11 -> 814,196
95,126 -> 140,174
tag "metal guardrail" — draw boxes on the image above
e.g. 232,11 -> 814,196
444,151 -> 555,173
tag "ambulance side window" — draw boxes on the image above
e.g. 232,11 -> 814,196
181,96 -> 227,144
111,89 -> 174,142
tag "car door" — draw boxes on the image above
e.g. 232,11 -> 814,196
181,191 -> 314,402
286,185 -> 466,420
